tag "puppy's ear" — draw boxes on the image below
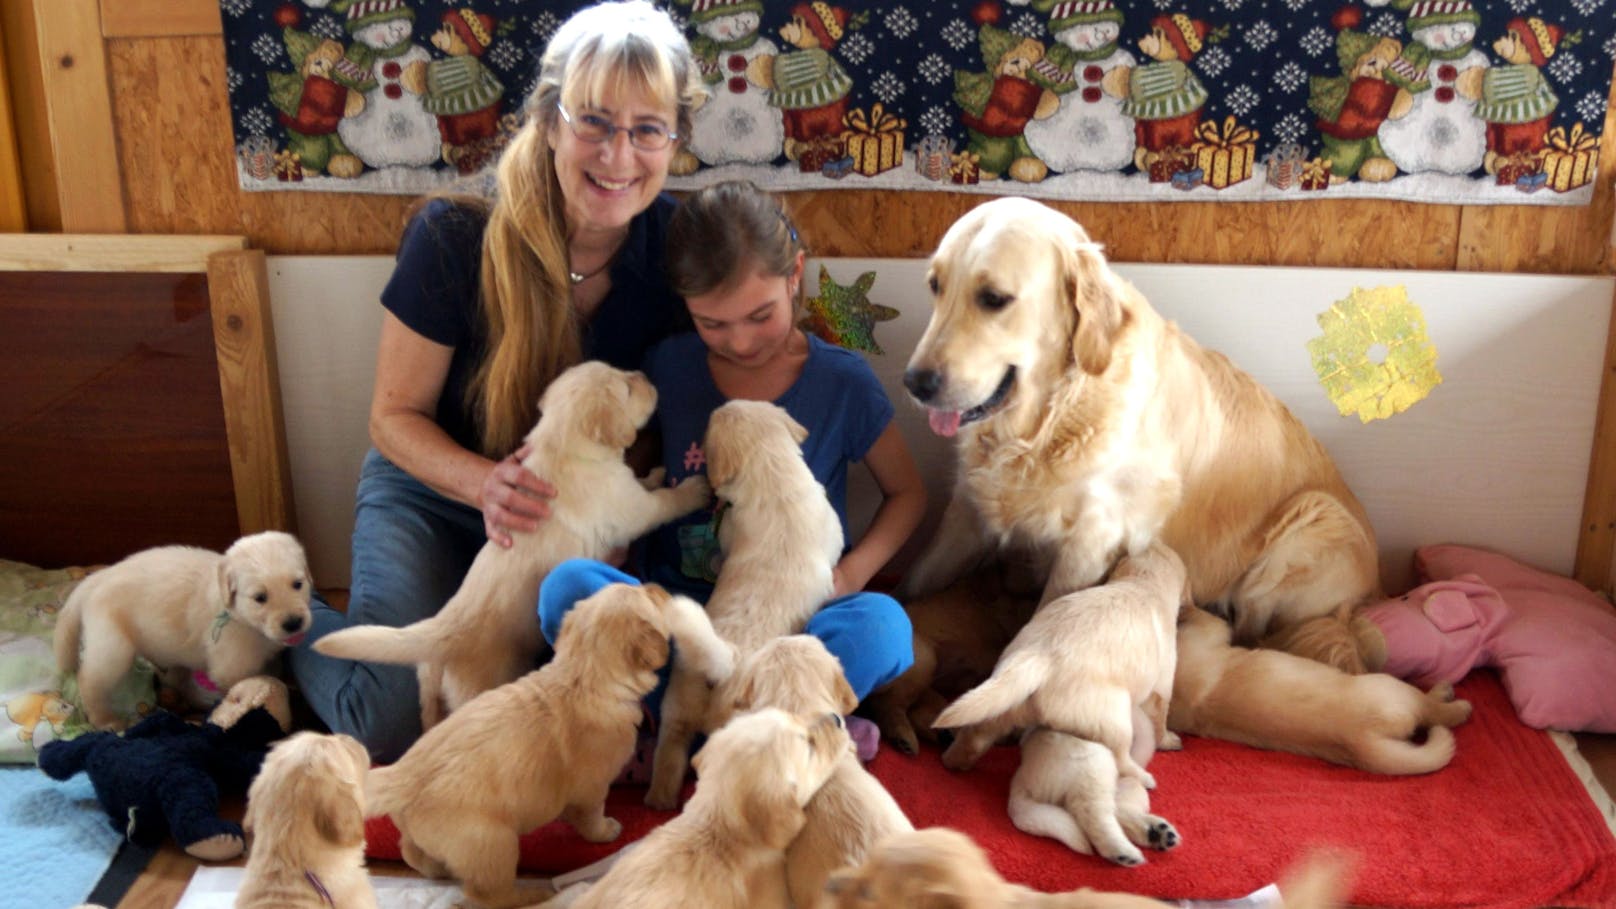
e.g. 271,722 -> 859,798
585,393 -> 638,449
834,672 -> 858,716
640,582 -> 672,611
1063,238 -> 1127,377
310,764 -> 365,847
783,411 -> 809,446
628,619 -> 670,673
743,781 -> 808,850
704,434 -> 735,491
216,560 -> 236,612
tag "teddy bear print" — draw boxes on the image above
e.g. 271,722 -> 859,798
953,26 -> 1059,183
5,690 -> 73,747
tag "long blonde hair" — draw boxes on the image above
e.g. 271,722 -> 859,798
468,0 -> 702,457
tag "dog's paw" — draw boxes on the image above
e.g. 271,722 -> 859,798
1158,730 -> 1183,751
1144,816 -> 1181,851
1430,682 -> 1456,702
582,817 -> 622,844
1108,845 -> 1146,867
674,474 -> 712,508
644,787 -> 681,812
639,466 -> 667,491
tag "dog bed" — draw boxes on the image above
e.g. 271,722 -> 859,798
364,672 -> 1616,908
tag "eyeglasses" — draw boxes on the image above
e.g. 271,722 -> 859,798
556,102 -> 678,151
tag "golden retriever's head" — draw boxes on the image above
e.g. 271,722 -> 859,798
904,197 -> 1130,439
703,399 -> 810,497
823,827 -> 1011,908
218,532 -> 313,646
556,582 -> 673,681
1112,540 -> 1190,604
534,360 -> 658,452
708,635 -> 857,730
244,732 -> 370,856
690,707 -> 849,849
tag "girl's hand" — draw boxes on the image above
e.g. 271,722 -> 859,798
481,444 -> 556,548
831,564 -> 858,600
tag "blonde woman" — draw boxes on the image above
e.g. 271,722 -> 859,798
291,0 -> 704,762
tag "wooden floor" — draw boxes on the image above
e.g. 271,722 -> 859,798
106,733 -> 1616,909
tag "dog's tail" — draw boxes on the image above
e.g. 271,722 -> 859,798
1353,724 -> 1457,775
932,650 -> 1048,729
312,618 -> 440,668
54,580 -> 88,673
363,764 -> 404,819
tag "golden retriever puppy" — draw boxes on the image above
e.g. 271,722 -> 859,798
365,582 -> 725,909
54,531 -> 312,729
238,731 -> 376,909
707,636 -> 914,907
1010,727 -> 1179,867
901,196 -> 1380,672
822,828 -> 1346,909
316,361 -> 710,730
932,542 -> 1186,786
567,708 -> 851,909
1170,604 -> 1472,774
646,400 -> 843,809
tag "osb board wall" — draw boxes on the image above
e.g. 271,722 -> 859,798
97,29 -> 1616,272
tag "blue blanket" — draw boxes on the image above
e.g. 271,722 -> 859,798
0,767 -> 122,909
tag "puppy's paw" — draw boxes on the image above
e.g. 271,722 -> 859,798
1108,845 -> 1146,867
1158,730 -> 1183,751
581,817 -> 622,844
644,787 -> 680,812
1143,816 -> 1181,851
1429,682 -> 1456,702
639,466 -> 667,491
674,475 -> 712,509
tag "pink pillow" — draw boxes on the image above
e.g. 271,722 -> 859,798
1363,544 -> 1616,733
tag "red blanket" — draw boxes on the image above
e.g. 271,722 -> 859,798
365,673 -> 1616,908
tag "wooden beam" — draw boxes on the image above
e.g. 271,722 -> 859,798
32,0 -> 124,232
0,26 -> 25,231
1,0 -> 58,230
1576,282 -> 1616,595
99,0 -> 220,38
0,233 -> 245,272
207,249 -> 297,536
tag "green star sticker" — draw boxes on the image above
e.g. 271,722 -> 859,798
799,265 -> 900,355
1307,285 -> 1442,424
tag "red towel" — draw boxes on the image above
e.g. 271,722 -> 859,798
365,672 -> 1616,908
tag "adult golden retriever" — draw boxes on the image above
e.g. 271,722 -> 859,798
646,400 -> 843,809
565,708 -> 851,909
900,197 -> 1380,671
315,360 -> 710,730
238,731 -> 376,909
364,582 -> 727,909
55,531 -> 312,729
1170,604 -> 1472,775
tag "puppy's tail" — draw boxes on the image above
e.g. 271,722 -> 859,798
932,650 -> 1048,729
312,619 -> 439,668
54,582 -> 86,673
1353,724 -> 1457,775
363,765 -> 404,819
664,594 -> 735,684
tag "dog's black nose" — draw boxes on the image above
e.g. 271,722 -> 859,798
904,368 -> 941,402
282,615 -> 305,633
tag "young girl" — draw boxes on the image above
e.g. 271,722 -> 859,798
539,180 -> 925,706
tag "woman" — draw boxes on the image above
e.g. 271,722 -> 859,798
290,0 -> 705,762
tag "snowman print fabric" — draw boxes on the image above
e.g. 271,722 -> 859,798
221,0 -> 1615,205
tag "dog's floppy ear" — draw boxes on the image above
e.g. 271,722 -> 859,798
585,387 -> 638,450
743,775 -> 808,849
781,410 -> 809,446
215,560 -> 237,611
704,431 -> 735,491
310,769 -> 366,847
833,671 -> 858,716
627,615 -> 670,673
1062,233 -> 1128,377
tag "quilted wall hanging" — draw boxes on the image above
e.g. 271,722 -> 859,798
221,0 -> 1614,204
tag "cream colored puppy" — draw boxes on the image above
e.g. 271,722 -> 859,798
316,361 -> 710,730
54,531 -> 312,729
568,708 -> 851,909
1010,726 -> 1179,867
238,732 -> 376,909
822,827 -> 1345,909
365,582 -> 726,909
933,542 -> 1187,787
901,197 -> 1380,673
1171,605 -> 1473,775
707,636 -> 914,907
646,400 -> 842,809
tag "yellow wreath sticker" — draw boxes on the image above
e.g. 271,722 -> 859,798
1307,286 -> 1441,423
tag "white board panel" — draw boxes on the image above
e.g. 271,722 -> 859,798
268,254 -> 1611,595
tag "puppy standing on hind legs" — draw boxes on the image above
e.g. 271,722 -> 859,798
54,531 -> 313,730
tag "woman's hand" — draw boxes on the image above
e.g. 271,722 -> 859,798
481,444 -> 556,548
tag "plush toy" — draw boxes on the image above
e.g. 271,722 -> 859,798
1363,544 -> 1616,733
37,676 -> 292,861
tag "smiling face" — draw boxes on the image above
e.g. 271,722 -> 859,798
699,11 -> 761,42
1058,21 -> 1120,53
549,84 -> 679,242
686,255 -> 804,371
1411,21 -> 1477,52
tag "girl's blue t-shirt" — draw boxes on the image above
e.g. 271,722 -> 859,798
641,332 -> 894,601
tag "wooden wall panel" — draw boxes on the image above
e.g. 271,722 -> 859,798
31,0 -> 125,232
2,0 -> 60,230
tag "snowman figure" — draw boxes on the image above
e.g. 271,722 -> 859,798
1377,0 -> 1489,176
1024,0 -> 1137,174
333,0 -> 441,170
679,0 -> 785,171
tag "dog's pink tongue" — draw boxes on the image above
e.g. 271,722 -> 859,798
927,408 -> 962,438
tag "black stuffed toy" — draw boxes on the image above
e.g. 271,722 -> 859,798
37,676 -> 292,861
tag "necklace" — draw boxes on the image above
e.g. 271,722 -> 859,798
568,259 -> 613,284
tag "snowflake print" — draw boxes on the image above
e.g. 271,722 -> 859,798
918,54 -> 950,85
1010,11 -> 1043,38
885,7 -> 919,41
1273,61 -> 1307,93
220,0 -> 252,17
1282,0 -> 1309,10
1220,0 -> 1245,9
1570,0 -> 1605,14
682,443 -> 705,472
309,14 -> 345,40
871,71 -> 906,105
1576,90 -> 1607,124
240,106 -> 274,137
1225,83 -> 1260,116
488,41 -> 525,72
1605,32 -> 1616,59
250,33 -> 284,67
841,32 -> 876,66
1151,0 -> 1174,9
1197,46 -> 1232,78
1272,112 -> 1309,147
1548,53 -> 1583,84
919,105 -> 951,137
226,66 -> 243,94
530,11 -> 561,45
1367,12 -> 1402,38
941,19 -> 974,51
1244,20 -> 1277,53
1300,26 -> 1333,57
1501,0 -> 1531,11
